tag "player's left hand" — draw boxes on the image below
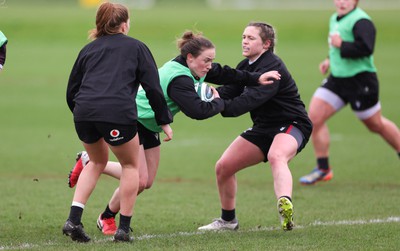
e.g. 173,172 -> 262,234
258,70 -> 281,85
210,86 -> 220,99
161,124 -> 173,142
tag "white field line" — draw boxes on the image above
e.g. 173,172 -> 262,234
1,216 -> 399,250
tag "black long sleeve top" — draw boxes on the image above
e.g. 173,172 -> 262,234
66,33 -> 172,126
338,14 -> 376,59
218,50 -> 312,139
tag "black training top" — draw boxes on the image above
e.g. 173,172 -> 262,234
66,33 -> 172,126
338,16 -> 376,59
218,50 -> 312,140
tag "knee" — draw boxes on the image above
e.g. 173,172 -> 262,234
215,159 -> 229,180
145,180 -> 153,190
267,152 -> 279,166
138,175 -> 152,192
138,181 -> 147,193
137,181 -> 153,195
309,111 -> 324,128
267,150 -> 287,167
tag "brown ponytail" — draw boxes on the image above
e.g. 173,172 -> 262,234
176,30 -> 214,59
88,2 -> 129,40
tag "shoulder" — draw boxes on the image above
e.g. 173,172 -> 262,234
168,76 -> 194,93
160,60 -> 189,73
355,18 -> 375,28
110,34 -> 148,48
236,58 -> 249,69
256,51 -> 284,71
330,12 -> 338,21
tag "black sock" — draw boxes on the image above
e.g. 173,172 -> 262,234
101,204 -> 117,219
221,208 -> 235,222
279,196 -> 292,202
119,214 -> 132,233
398,152 -> 400,159
317,157 -> 330,171
68,206 -> 83,225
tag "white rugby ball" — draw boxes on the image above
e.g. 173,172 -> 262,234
196,83 -> 215,102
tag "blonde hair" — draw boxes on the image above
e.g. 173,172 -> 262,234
176,30 -> 214,59
88,2 -> 129,40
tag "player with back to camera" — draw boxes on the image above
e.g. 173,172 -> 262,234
299,0 -> 400,185
67,30 -> 281,236
62,2 -> 173,243
198,22 -> 312,231
0,30 -> 7,72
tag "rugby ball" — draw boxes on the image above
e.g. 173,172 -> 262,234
196,83 -> 215,102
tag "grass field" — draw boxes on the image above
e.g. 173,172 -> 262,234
0,2 -> 399,250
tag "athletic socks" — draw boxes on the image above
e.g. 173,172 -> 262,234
221,208 -> 236,222
68,205 -> 84,225
101,204 -> 118,219
317,157 -> 330,171
119,214 -> 132,233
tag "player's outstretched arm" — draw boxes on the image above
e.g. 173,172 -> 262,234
258,70 -> 281,85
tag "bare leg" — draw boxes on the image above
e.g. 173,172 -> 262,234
267,133 -> 298,199
362,111 -> 400,152
103,162 -> 122,179
73,139 -> 109,205
107,146 -> 161,213
308,97 -> 337,158
108,134 -> 140,217
215,136 -> 264,210
142,146 -> 161,189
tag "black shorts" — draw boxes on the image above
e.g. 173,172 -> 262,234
240,124 -> 306,162
74,121 -> 137,146
137,122 -> 161,150
322,72 -> 379,111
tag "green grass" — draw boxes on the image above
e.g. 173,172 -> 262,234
0,2 -> 399,250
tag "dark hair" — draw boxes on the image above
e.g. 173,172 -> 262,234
247,22 -> 276,52
89,2 -> 129,40
176,30 -> 215,59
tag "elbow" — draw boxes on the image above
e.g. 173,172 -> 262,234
221,110 -> 242,117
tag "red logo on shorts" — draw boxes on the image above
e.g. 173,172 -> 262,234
110,129 -> 120,138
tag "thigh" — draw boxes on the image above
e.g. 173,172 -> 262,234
82,138 -> 109,166
361,109 -> 383,130
309,90 -> 340,124
109,133 -> 140,167
268,133 -> 298,163
218,136 -> 264,174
